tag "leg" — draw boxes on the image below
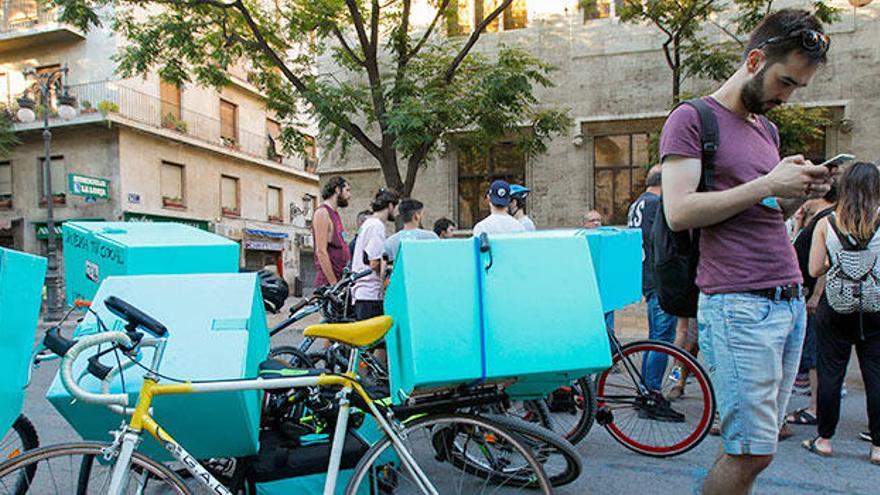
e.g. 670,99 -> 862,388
815,304 -> 852,441
703,454 -> 774,495
776,299 -> 806,431
643,293 -> 678,391
697,293 -> 798,493
854,329 -> 880,449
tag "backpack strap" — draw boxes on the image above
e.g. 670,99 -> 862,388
677,99 -> 718,192
828,212 -> 862,251
757,115 -> 780,149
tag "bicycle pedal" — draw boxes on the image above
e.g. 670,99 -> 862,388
596,407 -> 613,426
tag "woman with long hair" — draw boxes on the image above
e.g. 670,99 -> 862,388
804,161 -> 880,465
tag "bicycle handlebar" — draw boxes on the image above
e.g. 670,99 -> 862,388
105,296 -> 168,337
60,332 -> 133,408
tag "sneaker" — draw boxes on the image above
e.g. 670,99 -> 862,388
778,423 -> 794,441
860,431 -> 872,442
637,392 -> 686,423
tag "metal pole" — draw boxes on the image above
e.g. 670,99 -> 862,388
40,76 -> 63,321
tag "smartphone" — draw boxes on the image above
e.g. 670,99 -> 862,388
819,153 -> 855,170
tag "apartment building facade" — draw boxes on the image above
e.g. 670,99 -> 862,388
317,0 -> 878,232
0,1 -> 320,288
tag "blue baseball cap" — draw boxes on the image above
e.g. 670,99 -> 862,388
488,179 -> 511,207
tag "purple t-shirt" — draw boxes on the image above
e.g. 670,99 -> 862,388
659,97 -> 802,294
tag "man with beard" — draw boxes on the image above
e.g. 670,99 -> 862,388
312,176 -> 352,286
351,188 -> 399,321
660,9 -> 835,495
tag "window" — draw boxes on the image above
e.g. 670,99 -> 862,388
32,64 -> 61,111
267,186 -> 283,222
5,0 -> 40,28
457,139 -> 526,229
593,133 -> 650,225
160,79 -> 182,124
302,193 -> 316,225
0,73 -> 8,109
37,155 -> 65,206
0,161 -> 11,207
266,118 -> 282,163
582,0 -> 624,22
160,161 -> 185,208
221,175 -> 240,216
303,135 -> 317,173
447,0 -> 527,36
220,99 -> 238,145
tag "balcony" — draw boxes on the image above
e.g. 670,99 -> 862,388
0,1 -> 85,53
11,80 -> 312,174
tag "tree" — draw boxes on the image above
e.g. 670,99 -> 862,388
620,0 -> 840,156
54,0 -> 570,197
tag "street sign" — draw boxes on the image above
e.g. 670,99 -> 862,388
68,174 -> 109,199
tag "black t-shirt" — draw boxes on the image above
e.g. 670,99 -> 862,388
627,191 -> 661,295
793,207 -> 833,298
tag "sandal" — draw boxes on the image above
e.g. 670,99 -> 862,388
802,437 -> 832,458
787,408 -> 818,426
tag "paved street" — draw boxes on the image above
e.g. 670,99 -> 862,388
15,304 -> 877,494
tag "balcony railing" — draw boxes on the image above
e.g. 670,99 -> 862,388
1,1 -> 56,33
23,80 -> 305,169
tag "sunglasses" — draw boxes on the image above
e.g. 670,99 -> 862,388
757,29 -> 830,55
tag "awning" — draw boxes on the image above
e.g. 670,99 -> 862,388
244,228 -> 288,239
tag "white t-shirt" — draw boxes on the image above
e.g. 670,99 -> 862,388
352,217 -> 387,301
472,213 -> 526,237
518,215 -> 536,231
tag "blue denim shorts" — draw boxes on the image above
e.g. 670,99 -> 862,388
698,292 -> 806,456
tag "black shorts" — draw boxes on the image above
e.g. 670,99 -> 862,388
354,300 -> 386,349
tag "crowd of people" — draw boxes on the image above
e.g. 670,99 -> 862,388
305,8 -> 879,493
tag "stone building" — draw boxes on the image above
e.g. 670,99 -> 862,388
318,0 -> 876,232
0,1 -> 320,288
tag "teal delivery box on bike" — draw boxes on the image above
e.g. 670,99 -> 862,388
46,273 -> 269,460
0,248 -> 47,435
62,222 -> 239,306
385,231 -> 616,402
579,227 -> 643,312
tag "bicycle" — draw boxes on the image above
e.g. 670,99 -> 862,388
0,297 -> 552,494
545,324 -> 715,457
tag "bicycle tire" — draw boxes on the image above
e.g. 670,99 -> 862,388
345,413 -> 552,494
0,415 -> 39,494
596,339 -> 715,457
267,346 -> 314,368
480,413 -> 582,487
544,377 -> 596,445
0,441 -> 191,494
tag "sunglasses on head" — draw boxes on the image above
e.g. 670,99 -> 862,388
757,29 -> 830,55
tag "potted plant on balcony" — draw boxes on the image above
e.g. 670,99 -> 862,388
162,196 -> 185,208
220,136 -> 240,150
161,113 -> 188,133
97,100 -> 119,115
81,100 -> 96,114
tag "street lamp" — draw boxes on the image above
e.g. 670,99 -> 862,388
20,64 -> 78,321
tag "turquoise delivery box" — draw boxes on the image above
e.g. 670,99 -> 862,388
63,222 -> 239,306
47,273 -> 269,460
385,231 -> 616,402
0,248 -> 47,435
579,227 -> 643,312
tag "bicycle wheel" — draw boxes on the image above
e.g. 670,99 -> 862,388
345,414 -> 552,494
268,345 -> 314,368
481,414 -> 581,487
544,377 -> 596,445
0,442 -> 191,494
596,340 -> 715,457
0,415 -> 39,494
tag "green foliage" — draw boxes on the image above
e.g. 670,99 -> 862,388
53,0 -> 569,195
96,100 -> 119,115
0,114 -> 19,159
161,112 -> 188,133
767,105 -> 831,158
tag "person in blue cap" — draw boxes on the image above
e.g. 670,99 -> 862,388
472,179 -> 526,236
509,184 -> 536,231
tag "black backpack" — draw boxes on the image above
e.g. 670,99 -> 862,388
651,99 -> 778,317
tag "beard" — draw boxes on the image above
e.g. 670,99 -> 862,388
337,196 -> 349,208
741,67 -> 782,115
387,210 -> 397,222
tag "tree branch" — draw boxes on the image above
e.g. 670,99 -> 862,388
370,0 -> 380,57
444,0 -> 513,83
345,0 -> 373,56
331,25 -> 366,66
710,19 -> 743,47
153,0 -> 238,10
232,0 -> 383,160
406,0 -> 450,62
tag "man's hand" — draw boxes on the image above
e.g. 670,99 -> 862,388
763,155 -> 832,200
